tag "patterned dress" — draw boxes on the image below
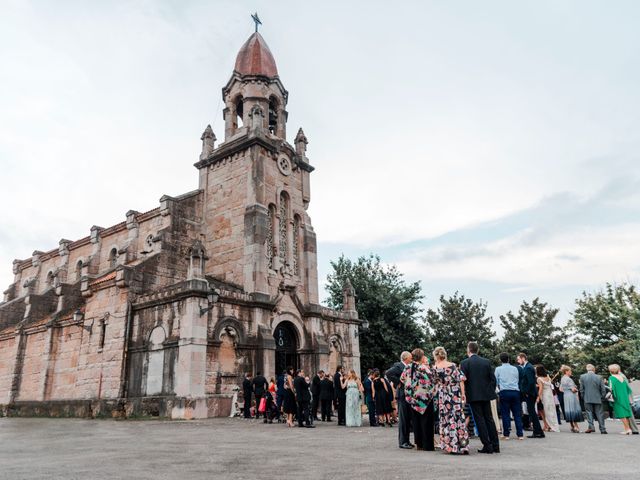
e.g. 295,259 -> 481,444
345,380 -> 362,427
434,365 -> 469,454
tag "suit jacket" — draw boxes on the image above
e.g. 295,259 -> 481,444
518,362 -> 537,397
294,375 -> 311,403
334,372 -> 346,399
252,375 -> 268,396
579,371 -> 606,404
386,362 -> 407,400
319,378 -> 334,400
460,354 -> 497,402
311,374 -> 321,396
242,378 -> 252,396
363,377 -> 373,399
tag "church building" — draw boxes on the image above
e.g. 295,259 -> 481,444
0,30 -> 361,419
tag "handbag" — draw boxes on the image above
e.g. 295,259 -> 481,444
258,397 -> 267,413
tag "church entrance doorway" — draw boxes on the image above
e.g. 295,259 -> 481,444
274,321 -> 298,375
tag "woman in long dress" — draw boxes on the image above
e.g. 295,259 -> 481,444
373,370 -> 392,427
559,365 -> 582,433
282,366 -> 297,428
343,369 -> 364,427
608,364 -> 634,435
536,365 -> 559,432
432,346 -> 469,454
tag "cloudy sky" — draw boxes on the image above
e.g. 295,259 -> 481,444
2,0 -> 640,328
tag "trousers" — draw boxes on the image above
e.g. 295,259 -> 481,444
523,393 -> 544,435
499,390 -> 524,437
397,394 -> 412,446
584,403 -> 606,432
366,396 -> 377,426
411,402 -> 434,450
320,399 -> 332,421
470,401 -> 500,452
297,400 -> 311,426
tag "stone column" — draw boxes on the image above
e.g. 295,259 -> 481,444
171,289 -> 208,419
8,327 -> 27,404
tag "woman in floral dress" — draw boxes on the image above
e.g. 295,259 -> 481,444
432,346 -> 470,455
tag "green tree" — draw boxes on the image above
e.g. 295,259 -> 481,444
568,283 -> 640,378
498,298 -> 565,373
325,254 -> 424,371
425,292 -> 497,364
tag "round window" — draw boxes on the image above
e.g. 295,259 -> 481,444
277,156 -> 291,176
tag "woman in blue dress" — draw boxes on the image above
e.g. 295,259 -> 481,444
343,369 -> 364,427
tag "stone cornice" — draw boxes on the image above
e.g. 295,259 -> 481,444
194,133 -> 278,170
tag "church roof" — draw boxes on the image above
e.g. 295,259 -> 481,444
234,32 -> 278,77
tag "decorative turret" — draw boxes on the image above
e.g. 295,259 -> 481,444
342,279 -> 357,312
200,125 -> 216,160
295,128 -> 308,158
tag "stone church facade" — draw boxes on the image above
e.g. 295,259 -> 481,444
0,31 -> 360,419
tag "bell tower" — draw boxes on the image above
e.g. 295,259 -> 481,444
195,30 -> 318,304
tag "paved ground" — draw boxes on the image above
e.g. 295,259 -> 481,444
0,416 -> 637,480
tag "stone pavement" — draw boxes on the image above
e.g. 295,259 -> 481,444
0,417 -> 637,480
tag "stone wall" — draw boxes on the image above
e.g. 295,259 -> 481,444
16,330 -> 47,401
0,336 -> 16,403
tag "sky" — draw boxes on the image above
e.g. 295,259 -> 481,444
1,0 -> 640,331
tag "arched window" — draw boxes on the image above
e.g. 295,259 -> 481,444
75,260 -> 83,281
279,192 -> 289,267
235,96 -> 244,129
293,214 -> 301,276
45,271 -> 54,289
268,97 -> 278,135
266,204 -> 276,269
108,248 -> 118,269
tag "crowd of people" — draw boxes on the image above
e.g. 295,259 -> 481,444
239,342 -> 638,454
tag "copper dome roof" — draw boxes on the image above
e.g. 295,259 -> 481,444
234,32 -> 278,77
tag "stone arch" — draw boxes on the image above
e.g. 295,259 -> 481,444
272,318 -> 300,375
233,94 -> 244,128
107,246 -> 118,269
268,95 -> 279,134
45,270 -> 55,290
212,316 -> 245,345
328,334 -> 345,375
146,326 -> 166,396
271,312 -> 306,350
74,258 -> 85,282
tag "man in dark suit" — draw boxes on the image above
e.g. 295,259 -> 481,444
363,369 -> 377,427
460,341 -> 500,454
516,352 -> 545,438
293,369 -> 314,428
319,372 -> 334,421
252,371 -> 268,419
242,372 -> 253,419
385,351 -> 413,449
334,366 -> 347,426
311,371 -> 323,421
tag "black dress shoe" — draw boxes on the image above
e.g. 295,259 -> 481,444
305,425 -> 316,428
478,448 -> 494,454
399,443 -> 414,449
527,433 -> 545,438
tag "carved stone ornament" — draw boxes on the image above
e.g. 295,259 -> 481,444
277,156 -> 291,176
